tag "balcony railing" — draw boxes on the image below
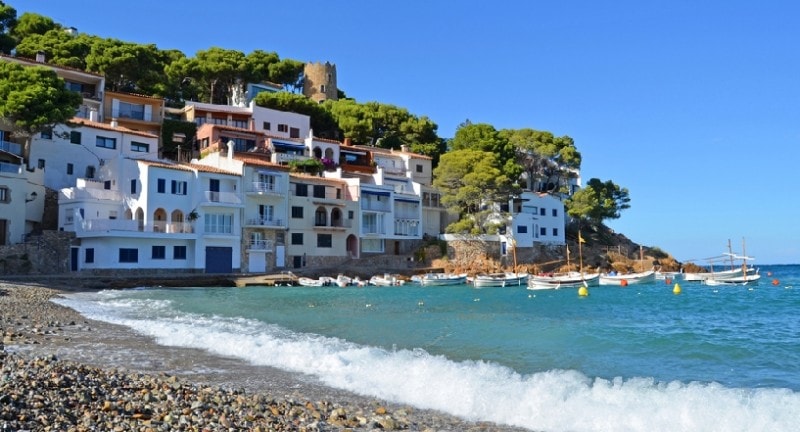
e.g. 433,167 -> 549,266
0,140 -> 22,156
247,239 -> 274,251
61,188 -> 122,201
0,161 -> 22,174
78,218 -> 195,234
245,218 -> 285,228
314,220 -> 353,229
247,181 -> 283,194
361,201 -> 391,212
362,225 -> 386,235
201,191 -> 242,205
272,153 -> 309,164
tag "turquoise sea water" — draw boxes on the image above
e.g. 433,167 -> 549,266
56,265 -> 800,431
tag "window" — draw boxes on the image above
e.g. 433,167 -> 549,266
361,238 -> 384,253
157,178 -> 166,193
317,234 -> 332,248
67,163 -> 73,175
171,180 -> 187,195
290,127 -> 300,138
315,208 -> 327,226
85,248 -> 95,263
119,248 -> 138,263
109,211 -> 117,220
277,124 -> 288,133
41,128 -> 52,139
262,121 -> 271,130
37,159 -> 45,169
231,119 -> 247,129
131,141 -> 149,152
152,245 -> 166,259
96,136 -> 116,149
553,228 -> 559,237
291,233 -> 303,245
348,211 -> 354,219
540,227 -> 547,236
291,206 -> 303,218
103,181 -> 111,190
320,84 -> 325,93
552,208 -> 558,217
313,185 -> 326,198
173,246 -> 187,260
0,187 -> 8,203
86,166 -> 96,179
204,213 -> 233,234
517,225 -> 528,234
70,131 -> 81,144
295,184 -> 308,197
539,208 -> 546,216
118,101 -> 145,120
130,179 -> 137,194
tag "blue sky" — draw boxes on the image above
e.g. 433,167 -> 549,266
10,1 -> 800,264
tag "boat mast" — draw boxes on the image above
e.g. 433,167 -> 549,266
728,239 -> 734,271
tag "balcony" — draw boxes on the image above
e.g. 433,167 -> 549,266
361,224 -> 386,235
394,219 -> 421,237
0,161 -> 22,175
0,140 -> 22,156
77,218 -> 195,234
247,239 -> 274,252
245,218 -> 286,228
272,153 -> 309,164
61,187 -> 122,202
314,219 -> 352,230
200,191 -> 243,206
246,181 -> 283,195
361,201 -> 391,212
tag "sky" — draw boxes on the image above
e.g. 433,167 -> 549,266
10,0 -> 800,264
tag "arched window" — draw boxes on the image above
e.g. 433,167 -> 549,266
314,207 -> 327,227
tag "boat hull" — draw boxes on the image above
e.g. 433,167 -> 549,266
599,270 -> 656,286
473,273 -> 529,288
420,273 -> 468,286
528,273 -> 600,290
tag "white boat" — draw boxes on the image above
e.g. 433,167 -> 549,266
297,277 -> 324,287
704,273 -> 761,286
599,269 -> 657,286
684,240 -> 757,282
369,274 -> 406,286
473,272 -> 529,288
528,272 -> 600,290
419,272 -> 468,286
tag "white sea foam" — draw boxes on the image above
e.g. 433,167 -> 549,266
55,292 -> 800,432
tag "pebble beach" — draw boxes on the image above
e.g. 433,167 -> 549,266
1,281 -> 530,432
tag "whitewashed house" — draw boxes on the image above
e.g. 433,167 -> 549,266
0,137 -> 45,245
59,145 -> 243,273
510,191 -> 566,247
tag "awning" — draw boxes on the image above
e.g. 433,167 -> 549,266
362,190 -> 391,197
272,141 -> 306,151
394,198 -> 420,204
342,150 -> 367,155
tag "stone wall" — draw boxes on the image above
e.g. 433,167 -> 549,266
0,230 -> 74,276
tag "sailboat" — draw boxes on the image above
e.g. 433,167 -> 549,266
599,246 -> 656,286
704,239 -> 760,286
528,231 -> 599,290
474,234 -> 529,288
685,239 -> 758,283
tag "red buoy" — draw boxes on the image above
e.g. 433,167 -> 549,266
772,279 -> 780,286
620,279 -> 628,287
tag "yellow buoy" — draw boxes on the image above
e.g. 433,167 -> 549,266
673,283 -> 681,295
578,286 -> 589,297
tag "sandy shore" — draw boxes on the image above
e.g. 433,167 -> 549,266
0,280 -> 531,431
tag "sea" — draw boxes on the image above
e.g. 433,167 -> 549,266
54,264 -> 800,432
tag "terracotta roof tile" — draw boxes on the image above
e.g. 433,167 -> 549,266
70,117 -> 158,138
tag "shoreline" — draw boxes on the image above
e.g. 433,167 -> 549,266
1,280 -> 531,431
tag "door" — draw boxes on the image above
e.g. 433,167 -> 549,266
275,245 -> 285,267
205,246 -> 232,273
293,255 -> 302,268
70,247 -> 79,271
209,178 -> 220,202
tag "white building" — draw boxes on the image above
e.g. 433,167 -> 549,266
59,148 -> 243,273
510,191 -> 567,247
29,118 -> 159,191
0,138 -> 45,245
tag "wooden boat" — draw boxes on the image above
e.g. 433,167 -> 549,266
297,277 -> 324,287
684,239 -> 757,282
704,272 -> 761,286
419,272 -> 468,286
473,272 -> 529,288
599,269 -> 656,286
528,272 -> 600,290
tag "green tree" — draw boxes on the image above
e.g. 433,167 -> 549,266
565,178 -> 630,226
0,61 -> 82,158
450,122 -> 522,183
14,28 -> 96,69
85,39 -> 167,93
433,149 -> 512,234
0,1 -> 16,53
10,12 -> 55,41
267,58 -> 304,92
501,128 -> 581,194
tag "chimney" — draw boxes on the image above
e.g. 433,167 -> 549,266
110,118 -> 119,128
35,51 -> 46,63
400,144 -> 409,153
343,137 -> 351,146
227,140 -> 234,161
89,109 -> 99,122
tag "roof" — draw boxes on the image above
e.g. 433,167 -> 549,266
198,123 -> 266,137
234,154 -> 289,171
106,90 -> 165,102
290,173 -> 348,186
353,144 -> 432,160
137,159 -> 240,176
70,118 -> 159,139
0,54 -> 104,78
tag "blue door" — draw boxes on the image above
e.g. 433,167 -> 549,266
205,246 -> 232,273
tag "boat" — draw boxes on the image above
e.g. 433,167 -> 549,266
683,239 -> 757,282
297,277 -> 324,287
419,272 -> 468,286
369,273 -> 406,286
599,269 -> 656,286
704,272 -> 761,286
473,272 -> 529,288
528,272 -> 600,290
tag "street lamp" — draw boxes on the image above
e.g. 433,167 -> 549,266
25,191 -> 38,203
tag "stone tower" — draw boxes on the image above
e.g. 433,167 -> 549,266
303,62 -> 338,103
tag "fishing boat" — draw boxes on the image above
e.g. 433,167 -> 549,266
683,239 -> 757,282
419,272 -> 468,286
297,277 -> 324,287
473,272 -> 530,288
704,272 -> 761,286
599,269 -> 656,286
528,272 -> 600,290
369,273 -> 406,286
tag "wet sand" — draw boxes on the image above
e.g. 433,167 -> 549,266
1,280 -> 531,431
